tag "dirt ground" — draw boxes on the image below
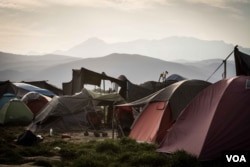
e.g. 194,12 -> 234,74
39,129 -> 118,143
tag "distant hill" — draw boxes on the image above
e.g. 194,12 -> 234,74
0,52 -> 236,88
0,52 -> 81,72
54,37 -> 250,61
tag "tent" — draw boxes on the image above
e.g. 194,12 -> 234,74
28,88 -> 126,133
0,80 -> 28,98
22,80 -> 63,96
28,89 -> 95,133
13,83 -> 56,97
21,92 -> 51,115
157,76 -> 250,161
118,80 -> 211,143
0,99 -> 33,125
0,81 -> 59,98
0,93 -> 17,110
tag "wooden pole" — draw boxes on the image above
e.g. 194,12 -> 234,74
206,45 -> 237,81
223,60 -> 227,79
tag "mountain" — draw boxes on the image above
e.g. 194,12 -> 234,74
53,37 -> 250,61
0,51 -> 236,88
0,52 -> 81,72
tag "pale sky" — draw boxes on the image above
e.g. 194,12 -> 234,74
0,0 -> 249,55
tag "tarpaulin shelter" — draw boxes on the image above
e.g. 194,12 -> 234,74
86,89 -> 125,106
157,76 -> 250,161
21,92 -> 51,115
0,99 -> 33,125
62,68 -> 175,103
118,80 -> 211,143
27,89 -> 95,133
234,47 -> 250,76
118,75 -> 177,102
86,89 -> 126,128
62,68 -> 125,95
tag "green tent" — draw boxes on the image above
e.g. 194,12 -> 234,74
0,99 -> 33,125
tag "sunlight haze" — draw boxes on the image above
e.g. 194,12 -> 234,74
0,0 -> 249,59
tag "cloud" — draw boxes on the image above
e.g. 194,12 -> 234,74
0,0 -> 171,11
0,0 -> 47,9
1,0 -> 248,12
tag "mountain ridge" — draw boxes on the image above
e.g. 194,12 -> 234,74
53,36 -> 250,61
0,52 -> 236,88
2,36 -> 246,88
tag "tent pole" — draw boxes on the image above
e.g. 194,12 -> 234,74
223,60 -> 227,79
103,80 -> 105,94
206,45 -> 237,81
112,105 -> 115,139
222,45 -> 238,79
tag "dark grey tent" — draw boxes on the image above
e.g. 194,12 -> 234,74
28,88 -> 125,133
28,89 -> 95,133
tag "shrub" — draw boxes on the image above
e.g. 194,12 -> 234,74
0,148 -> 24,164
95,139 -> 120,154
166,150 -> 201,167
130,152 -> 168,167
72,154 -> 105,167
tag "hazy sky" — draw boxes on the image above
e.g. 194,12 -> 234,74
0,0 -> 249,55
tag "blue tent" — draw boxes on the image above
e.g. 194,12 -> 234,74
13,83 -> 56,97
0,93 -> 17,110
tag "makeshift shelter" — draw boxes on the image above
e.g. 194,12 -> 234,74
86,89 -> 126,127
21,92 -> 51,116
118,75 -> 176,102
86,89 -> 125,105
234,47 -> 250,76
118,80 -> 211,143
0,99 -> 33,125
28,89 -> 95,133
157,76 -> 250,161
63,68 -> 125,95
0,93 -> 17,110
62,67 -> 174,102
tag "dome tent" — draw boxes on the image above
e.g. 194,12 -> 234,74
0,99 -> 33,125
157,76 -> 250,160
117,79 -> 211,143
